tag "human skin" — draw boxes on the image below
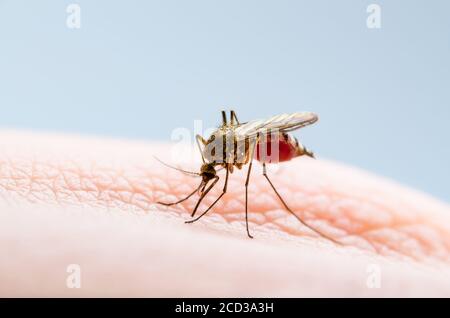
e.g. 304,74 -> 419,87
0,130 -> 450,297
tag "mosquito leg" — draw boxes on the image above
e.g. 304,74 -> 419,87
157,182 -> 203,206
262,163 -> 341,245
221,110 -> 227,126
190,176 -> 219,218
196,134 -> 207,163
186,167 -> 229,224
230,110 -> 240,125
199,180 -> 207,194
244,137 -> 258,238
230,110 -> 240,126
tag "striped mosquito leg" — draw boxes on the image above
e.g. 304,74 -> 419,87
186,168 -> 229,224
244,137 -> 258,238
262,163 -> 341,245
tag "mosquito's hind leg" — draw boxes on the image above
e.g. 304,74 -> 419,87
190,176 -> 219,218
261,163 -> 341,245
243,137 -> 258,238
230,110 -> 240,125
186,167 -> 229,224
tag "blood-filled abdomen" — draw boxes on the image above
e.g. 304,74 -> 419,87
256,133 -> 299,163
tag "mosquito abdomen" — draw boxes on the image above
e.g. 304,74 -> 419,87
256,133 -> 299,163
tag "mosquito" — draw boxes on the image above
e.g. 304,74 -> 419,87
157,110 -> 339,244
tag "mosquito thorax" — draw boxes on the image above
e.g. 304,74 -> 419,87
202,126 -> 245,165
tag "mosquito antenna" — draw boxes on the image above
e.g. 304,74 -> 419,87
153,156 -> 200,177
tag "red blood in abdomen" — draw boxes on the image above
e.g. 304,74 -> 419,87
256,134 -> 297,163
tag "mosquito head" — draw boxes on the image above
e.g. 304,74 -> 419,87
199,162 -> 217,182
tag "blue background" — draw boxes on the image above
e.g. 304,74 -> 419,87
0,1 -> 449,201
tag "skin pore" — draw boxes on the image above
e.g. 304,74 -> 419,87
1,130 -> 450,297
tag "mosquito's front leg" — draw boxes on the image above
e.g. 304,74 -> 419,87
157,182 -> 203,206
196,134 -> 207,163
186,167 -> 229,224
190,176 -> 219,218
261,163 -> 341,245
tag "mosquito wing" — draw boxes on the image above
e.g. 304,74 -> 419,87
234,112 -> 318,141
